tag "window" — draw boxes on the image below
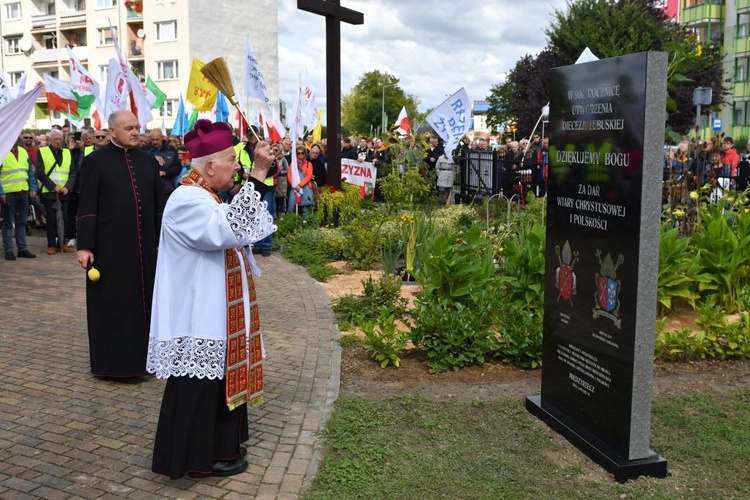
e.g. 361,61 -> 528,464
99,65 -> 109,82
157,99 -> 178,118
97,28 -> 114,46
5,2 -> 21,20
157,60 -> 178,80
4,36 -> 21,55
97,0 -> 117,8
155,21 -> 177,41
8,71 -> 23,87
737,64 -> 746,83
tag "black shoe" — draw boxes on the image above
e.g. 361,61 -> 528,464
4,252 -> 15,260
188,457 -> 248,478
261,248 -> 271,257
251,247 -> 261,254
17,250 -> 36,259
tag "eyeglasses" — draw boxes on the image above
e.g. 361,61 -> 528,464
296,151 -> 306,156
95,135 -> 107,138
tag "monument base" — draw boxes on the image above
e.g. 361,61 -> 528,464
525,395 -> 668,483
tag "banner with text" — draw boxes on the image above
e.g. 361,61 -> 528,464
341,158 -> 376,200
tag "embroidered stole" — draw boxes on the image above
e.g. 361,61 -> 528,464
181,170 -> 264,410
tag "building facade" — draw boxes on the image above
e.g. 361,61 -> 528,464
0,0 -> 279,130
679,0 -> 750,139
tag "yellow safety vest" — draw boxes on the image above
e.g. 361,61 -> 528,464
38,147 -> 71,194
84,145 -> 95,156
0,148 -> 31,193
234,142 -> 274,187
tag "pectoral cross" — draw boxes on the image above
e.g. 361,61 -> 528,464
297,0 -> 364,189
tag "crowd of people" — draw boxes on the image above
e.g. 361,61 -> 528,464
663,136 -> 750,197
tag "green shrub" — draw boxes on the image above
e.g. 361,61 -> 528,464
494,300 -> 543,369
410,227 -> 500,372
428,204 -> 480,233
657,225 -> 700,313
496,221 -> 546,312
378,169 -> 432,206
317,227 -> 347,261
333,275 -> 408,330
360,307 -> 409,368
691,197 -> 750,313
342,220 -> 385,270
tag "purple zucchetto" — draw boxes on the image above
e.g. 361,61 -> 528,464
184,119 -> 234,159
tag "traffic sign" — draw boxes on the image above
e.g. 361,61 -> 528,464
712,118 -> 722,132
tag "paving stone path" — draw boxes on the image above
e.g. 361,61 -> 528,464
0,233 -> 340,499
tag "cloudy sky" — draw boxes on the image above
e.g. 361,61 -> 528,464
277,0 -> 570,118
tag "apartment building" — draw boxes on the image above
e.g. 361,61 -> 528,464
679,0 -> 750,139
0,0 -> 279,130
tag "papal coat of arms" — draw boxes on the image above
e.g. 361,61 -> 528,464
555,240 -> 578,306
593,249 -> 624,329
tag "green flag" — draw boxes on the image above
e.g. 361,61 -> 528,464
188,110 -> 199,130
146,76 -> 166,109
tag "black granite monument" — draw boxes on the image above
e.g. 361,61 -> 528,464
526,51 -> 668,482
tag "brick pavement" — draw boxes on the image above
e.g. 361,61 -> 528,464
0,233 -> 341,499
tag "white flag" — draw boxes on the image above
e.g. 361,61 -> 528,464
0,73 -> 11,108
394,106 -> 410,132
289,74 -> 305,191
103,57 -> 130,123
302,72 -> 318,131
425,87 -> 471,161
0,84 -> 43,161
243,33 -> 271,110
126,65 -> 153,129
8,72 -> 27,100
67,45 -> 101,118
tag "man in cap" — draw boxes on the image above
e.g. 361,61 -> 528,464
76,110 -> 164,378
148,119 -> 276,479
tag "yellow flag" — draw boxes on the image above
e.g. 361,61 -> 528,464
312,108 -> 323,143
186,59 -> 218,112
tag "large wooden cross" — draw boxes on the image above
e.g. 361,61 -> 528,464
297,0 -> 364,190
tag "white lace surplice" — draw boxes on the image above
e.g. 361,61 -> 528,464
146,181 -> 275,379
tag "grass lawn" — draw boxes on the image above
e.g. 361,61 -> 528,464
303,391 -> 750,499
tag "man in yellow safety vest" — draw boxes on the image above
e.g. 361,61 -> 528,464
0,137 -> 38,260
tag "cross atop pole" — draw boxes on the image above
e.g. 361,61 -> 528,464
297,0 -> 364,190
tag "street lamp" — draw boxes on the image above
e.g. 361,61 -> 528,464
381,83 -> 397,136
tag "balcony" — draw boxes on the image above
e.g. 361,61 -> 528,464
31,13 -> 56,29
59,10 -> 87,27
681,3 -> 724,25
31,48 -> 59,65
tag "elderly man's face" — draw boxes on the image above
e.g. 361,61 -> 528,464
48,134 -> 63,149
149,130 -> 165,148
207,147 -> 240,192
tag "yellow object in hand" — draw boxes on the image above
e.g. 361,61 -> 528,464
87,266 -> 101,281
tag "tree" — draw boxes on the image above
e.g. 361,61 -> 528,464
342,70 -> 420,136
487,49 -> 571,137
486,0 -> 727,139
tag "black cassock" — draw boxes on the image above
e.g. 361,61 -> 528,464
77,142 -> 164,377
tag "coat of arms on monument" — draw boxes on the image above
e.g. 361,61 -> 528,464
555,240 -> 578,306
593,249 -> 624,329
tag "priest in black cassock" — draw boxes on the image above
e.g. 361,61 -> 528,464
76,110 -> 164,378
